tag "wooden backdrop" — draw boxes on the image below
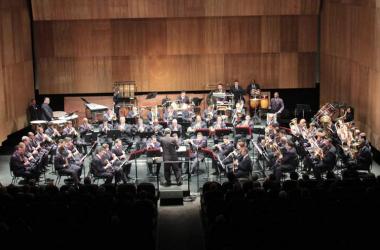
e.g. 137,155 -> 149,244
31,0 -> 320,94
320,0 -> 380,149
0,0 -> 35,145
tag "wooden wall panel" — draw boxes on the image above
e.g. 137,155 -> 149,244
0,0 -> 35,145
31,0 -> 321,20
34,15 -> 319,94
320,0 -> 380,149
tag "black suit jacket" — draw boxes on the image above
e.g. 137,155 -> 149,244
230,85 -> 245,101
236,154 -> 252,177
10,152 -> 27,173
281,148 -> 298,166
41,103 -> 53,121
159,136 -> 179,162
246,83 -> 261,95
28,104 -> 39,121
91,156 -> 107,174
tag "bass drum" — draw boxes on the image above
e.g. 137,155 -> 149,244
250,98 -> 261,110
260,95 -> 269,109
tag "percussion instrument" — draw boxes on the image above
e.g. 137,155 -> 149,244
250,98 -> 261,110
30,120 -> 48,131
251,88 -> 261,97
53,111 -> 67,119
260,95 -> 269,109
313,103 -> 337,125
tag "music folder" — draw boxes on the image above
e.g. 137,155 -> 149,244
215,128 -> 231,137
235,126 -> 252,136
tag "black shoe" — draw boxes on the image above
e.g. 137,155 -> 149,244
162,182 -> 171,187
211,171 -> 219,176
177,181 -> 183,186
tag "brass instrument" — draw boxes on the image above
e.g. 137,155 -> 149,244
289,118 -> 300,135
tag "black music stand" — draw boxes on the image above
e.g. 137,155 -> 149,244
137,131 -> 154,139
128,149 -> 146,183
201,148 -> 218,181
107,129 -> 121,141
146,148 -> 162,187
235,126 -> 252,137
215,128 -> 232,137
126,117 -> 137,125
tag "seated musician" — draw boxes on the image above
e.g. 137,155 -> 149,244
210,116 -> 226,144
353,133 -> 372,171
202,105 -> 216,126
54,144 -> 82,185
164,106 -> 177,122
132,118 -> 150,149
45,123 -> 61,139
212,136 -> 234,175
169,119 -> 182,137
180,103 -> 194,122
22,136 -> 38,159
146,135 -> 162,177
147,106 -> 161,124
90,147 -> 114,184
32,127 -> 51,164
235,115 -> 254,144
230,80 -> 245,104
187,115 -> 207,135
312,139 -> 336,180
102,144 -> 128,184
186,132 -> 207,175
152,118 -> 164,136
64,137 -> 83,163
100,119 -> 114,133
127,106 -> 140,119
103,108 -> 116,122
79,118 -> 93,135
10,143 -> 40,181
112,139 -> 132,179
177,91 -> 190,105
273,141 -> 298,182
231,147 -> 252,178
233,101 -> 246,123
35,126 -> 47,144
62,121 -> 78,137
270,92 -> 284,115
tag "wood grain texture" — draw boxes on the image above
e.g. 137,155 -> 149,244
34,15 -> 319,94
0,0 -> 35,145
31,0 -> 321,20
320,0 -> 380,149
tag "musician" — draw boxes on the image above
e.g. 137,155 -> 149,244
102,144 -> 128,184
164,106 -> 177,122
187,132 -> 207,175
147,106 -> 161,124
177,91 -> 190,105
22,136 -> 39,160
151,118 -> 164,136
28,98 -> 39,121
187,115 -> 207,135
40,97 -> 53,121
90,147 -> 114,184
270,92 -> 284,115
232,101 -> 246,124
62,121 -> 78,138
202,105 -> 216,126
79,118 -> 93,135
211,116 -> 226,144
230,80 -> 245,104
132,118 -> 149,149
54,145 -> 82,185
169,119 -> 182,137
146,135 -> 162,177
344,106 -> 354,123
312,140 -> 336,180
235,115 -> 254,144
179,103 -> 194,122
10,144 -> 39,181
246,79 -> 261,98
100,119 -> 114,133
116,116 -> 127,132
273,141 -> 298,182
231,147 -> 252,178
158,128 -> 182,186
45,123 -> 61,139
214,83 -> 226,103
212,136 -> 234,175
104,108 -> 116,122
111,139 -> 132,180
127,106 -> 140,119
354,133 -> 372,171
113,87 -> 121,120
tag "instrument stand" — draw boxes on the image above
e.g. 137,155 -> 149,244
252,107 -> 261,124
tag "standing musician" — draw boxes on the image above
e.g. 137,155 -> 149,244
270,92 -> 284,116
231,147 -> 252,178
246,79 -> 261,98
101,144 -> 128,184
158,128 -> 182,186
90,147 -> 114,184
112,139 -> 132,180
146,135 -> 162,177
230,80 -> 245,104
344,106 -> 354,123
28,98 -> 39,121
41,97 -> 53,121
185,132 -> 207,175
177,91 -> 190,105
10,143 -> 40,181
273,141 -> 298,182
203,105 -> 216,126
54,144 -> 82,185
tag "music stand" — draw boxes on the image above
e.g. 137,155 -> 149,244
195,128 -> 210,137
126,117 -> 137,125
235,126 -> 252,137
107,129 -> 121,141
215,128 -> 232,137
137,131 -> 154,139
201,148 -> 217,181
128,149 -> 146,183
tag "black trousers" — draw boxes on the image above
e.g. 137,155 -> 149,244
164,162 -> 182,183
274,164 -> 295,182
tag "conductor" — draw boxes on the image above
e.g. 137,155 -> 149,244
159,128 -> 182,186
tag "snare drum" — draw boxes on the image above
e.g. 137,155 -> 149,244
30,120 -> 48,131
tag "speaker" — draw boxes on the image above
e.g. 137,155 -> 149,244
160,188 -> 183,206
